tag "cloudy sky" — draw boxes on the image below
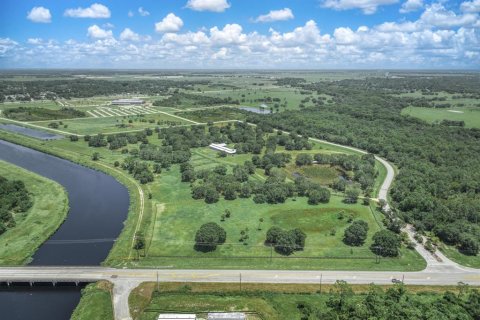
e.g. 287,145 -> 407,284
0,0 -> 479,69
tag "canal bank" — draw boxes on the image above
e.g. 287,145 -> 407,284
0,137 -> 130,319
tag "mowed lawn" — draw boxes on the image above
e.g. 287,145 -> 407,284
0,160 -> 69,265
402,106 -> 480,128
139,164 -> 424,271
31,112 -> 192,135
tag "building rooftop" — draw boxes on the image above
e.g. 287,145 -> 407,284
209,143 -> 236,154
208,312 -> 246,320
158,314 -> 196,320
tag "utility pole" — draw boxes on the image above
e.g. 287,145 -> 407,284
156,271 -> 159,292
239,273 -> 242,291
319,274 -> 323,294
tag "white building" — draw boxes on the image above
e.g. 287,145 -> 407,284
208,313 -> 246,320
111,98 -> 145,105
209,143 -> 236,154
158,314 -> 196,320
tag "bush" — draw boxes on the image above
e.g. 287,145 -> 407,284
265,226 -> 307,255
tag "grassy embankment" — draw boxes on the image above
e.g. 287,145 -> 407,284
0,160 -> 69,265
129,282 -> 474,320
0,130 -> 144,266
71,281 -> 114,320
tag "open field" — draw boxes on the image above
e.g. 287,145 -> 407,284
130,282 -> 477,320
401,106 -> 480,128
71,281 -> 114,320
31,112 -> 193,135
0,160 -> 69,265
132,164 -> 423,270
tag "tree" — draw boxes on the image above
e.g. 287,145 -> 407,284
296,154 -> 313,166
194,222 -> 226,252
92,152 -> 99,161
204,187 -> 219,204
345,187 -> 360,204
344,220 -> 369,246
370,230 -> 401,257
459,235 -> 479,256
308,188 -> 331,205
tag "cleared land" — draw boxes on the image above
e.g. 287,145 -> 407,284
0,160 -> 69,265
31,112 -> 192,135
402,106 -> 480,128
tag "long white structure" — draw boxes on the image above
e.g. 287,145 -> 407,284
158,314 -> 196,320
209,143 -> 236,154
112,98 -> 145,105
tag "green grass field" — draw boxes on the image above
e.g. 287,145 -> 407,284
0,160 -> 69,265
31,112 -> 193,135
439,244 -> 480,268
132,161 -> 423,271
402,106 -> 480,128
71,281 -> 113,320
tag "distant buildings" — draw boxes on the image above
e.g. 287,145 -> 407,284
158,314 -> 196,320
157,312 -> 247,320
208,313 -> 246,320
111,98 -> 145,105
209,143 -> 236,154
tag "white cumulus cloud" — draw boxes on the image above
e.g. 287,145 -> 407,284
138,7 -> 150,16
186,0 -> 230,12
322,0 -> 399,14
27,6 -> 52,23
210,24 -> 246,45
65,3 -> 111,18
400,0 -> 424,13
155,13 -> 184,33
87,25 -> 113,39
255,8 -> 294,23
120,28 -> 140,41
461,0 -> 480,13
421,3 -> 478,28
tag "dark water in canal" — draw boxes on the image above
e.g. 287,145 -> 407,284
0,139 -> 130,319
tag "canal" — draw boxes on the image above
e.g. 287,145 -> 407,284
0,139 -> 130,319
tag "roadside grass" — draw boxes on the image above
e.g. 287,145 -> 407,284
71,281 -> 114,320
0,160 -> 69,265
439,244 -> 480,268
401,106 -> 480,128
130,282 -> 470,320
31,112 -> 190,135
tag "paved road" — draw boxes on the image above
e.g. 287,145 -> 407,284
1,265 -> 479,320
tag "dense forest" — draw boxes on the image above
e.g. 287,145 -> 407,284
0,79 -> 208,101
0,176 -> 32,234
299,281 -> 480,320
247,76 -> 480,257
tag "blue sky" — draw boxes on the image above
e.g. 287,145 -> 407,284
0,0 -> 479,68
